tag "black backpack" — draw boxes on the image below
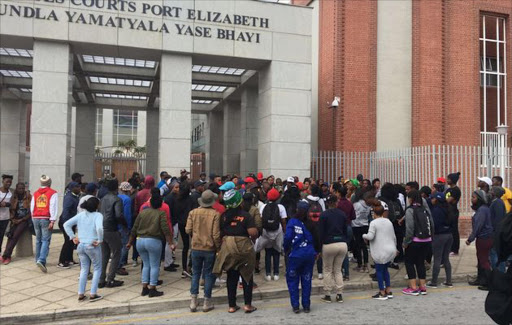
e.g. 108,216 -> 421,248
387,200 -> 403,223
413,206 -> 432,239
307,199 -> 322,223
262,203 -> 281,231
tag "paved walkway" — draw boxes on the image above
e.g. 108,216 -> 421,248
0,235 -> 478,319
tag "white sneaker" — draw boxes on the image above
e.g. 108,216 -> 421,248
273,275 -> 279,281
318,273 -> 324,280
215,278 -> 226,284
265,275 -> 271,281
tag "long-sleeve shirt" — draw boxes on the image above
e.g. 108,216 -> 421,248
403,205 -> 435,245
319,208 -> 347,244
63,211 -> 104,245
468,205 -> 493,243
489,198 -> 506,233
352,200 -> 371,227
131,208 -> 171,240
30,187 -> 59,221
362,217 -> 397,264
337,197 -> 356,225
60,192 -> 79,224
283,218 -> 318,259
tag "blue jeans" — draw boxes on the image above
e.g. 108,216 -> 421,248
136,237 -> 162,286
489,248 -> 506,273
375,263 -> 391,291
190,250 -> 216,298
118,228 -> 130,268
286,255 -> 315,309
33,219 -> 52,265
77,243 -> 102,295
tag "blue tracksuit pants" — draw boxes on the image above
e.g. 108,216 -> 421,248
286,255 -> 315,309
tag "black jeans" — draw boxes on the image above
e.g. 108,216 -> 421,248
0,219 -> 9,252
2,220 -> 28,258
101,231 -> 122,283
58,221 -> 75,264
178,223 -> 190,271
265,248 -> 280,276
405,242 -> 429,280
227,269 -> 253,307
393,222 -> 405,262
352,226 -> 369,266
451,216 -> 460,254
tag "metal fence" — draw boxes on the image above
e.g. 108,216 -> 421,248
311,145 -> 512,215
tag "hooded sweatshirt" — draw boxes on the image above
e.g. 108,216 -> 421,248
134,176 -> 155,218
303,195 -> 326,211
490,187 -> 506,234
352,200 -> 371,228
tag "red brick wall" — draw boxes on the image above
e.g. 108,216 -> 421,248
297,0 -> 512,150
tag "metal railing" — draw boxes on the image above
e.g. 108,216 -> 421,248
311,145 -> 512,215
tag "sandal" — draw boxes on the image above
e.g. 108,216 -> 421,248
244,306 -> 257,314
228,306 -> 240,313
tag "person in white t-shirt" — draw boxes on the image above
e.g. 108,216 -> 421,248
254,188 -> 287,281
0,174 -> 13,253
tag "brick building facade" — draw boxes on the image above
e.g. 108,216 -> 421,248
294,0 -> 512,152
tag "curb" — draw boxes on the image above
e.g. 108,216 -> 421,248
1,273 -> 476,324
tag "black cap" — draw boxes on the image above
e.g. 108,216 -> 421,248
194,180 -> 207,188
71,172 -> 84,181
160,171 -> 169,177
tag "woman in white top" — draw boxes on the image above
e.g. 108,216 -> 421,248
363,202 -> 397,300
0,174 -> 13,253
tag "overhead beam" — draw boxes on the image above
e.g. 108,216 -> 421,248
88,83 -> 152,95
0,56 -> 32,70
94,97 -> 148,109
0,76 -> 32,88
192,72 -> 241,87
191,90 -> 225,100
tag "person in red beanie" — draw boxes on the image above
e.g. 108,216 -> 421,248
254,188 -> 287,281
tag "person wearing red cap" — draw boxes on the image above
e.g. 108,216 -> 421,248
255,188 -> 287,281
257,172 -> 264,182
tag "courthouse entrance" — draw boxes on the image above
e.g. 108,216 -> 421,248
0,0 -> 312,198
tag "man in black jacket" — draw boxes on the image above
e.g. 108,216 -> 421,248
99,178 -> 126,288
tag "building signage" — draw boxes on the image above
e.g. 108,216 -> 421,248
0,0 -> 270,43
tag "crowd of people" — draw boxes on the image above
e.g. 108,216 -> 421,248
0,169 -> 510,313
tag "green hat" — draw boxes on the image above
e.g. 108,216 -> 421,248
350,179 -> 360,187
223,189 -> 242,209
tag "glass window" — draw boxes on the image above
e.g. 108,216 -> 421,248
113,110 -> 138,146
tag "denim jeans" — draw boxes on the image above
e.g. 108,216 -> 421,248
136,237 -> 162,286
375,263 -> 390,291
118,227 -> 130,268
190,250 -> 216,298
77,243 -> 102,295
489,248 -> 506,273
33,218 -> 52,265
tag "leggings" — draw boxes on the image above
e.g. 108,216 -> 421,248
375,263 -> 390,291
227,269 -> 253,307
265,248 -> 280,276
405,241 -> 429,279
431,233 -> 453,284
178,223 -> 190,271
352,226 -> 369,266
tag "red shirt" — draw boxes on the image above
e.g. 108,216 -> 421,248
213,201 -> 226,215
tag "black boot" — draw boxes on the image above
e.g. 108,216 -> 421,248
149,287 -> 164,298
478,269 -> 491,291
468,268 -> 482,286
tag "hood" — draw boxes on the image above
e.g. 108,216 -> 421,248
144,176 -> 155,189
492,186 -> 506,200
306,195 -> 320,202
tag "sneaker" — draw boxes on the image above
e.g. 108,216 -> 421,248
449,252 -> 458,257
215,278 -> 226,284
426,282 -> 438,289
372,292 -> 388,300
116,268 -> 129,276
164,266 -> 177,272
293,307 -> 301,314
36,261 -> 47,273
148,288 -> 164,297
318,273 -> 324,280
303,307 -> 310,313
343,276 -> 349,281
273,275 -> 279,281
69,261 -> 79,267
386,292 -> 394,299
336,294 -> 343,303
478,285 -> 489,291
2,257 -> 11,265
419,287 -> 427,295
141,287 -> 149,296
169,263 -> 180,268
265,275 -> 271,281
442,282 -> 453,288
106,280 -> 124,288
181,270 -> 192,278
57,262 -> 70,269
389,263 -> 400,270
89,295 -> 103,302
402,287 -> 420,296
78,295 -> 87,302
320,295 -> 332,303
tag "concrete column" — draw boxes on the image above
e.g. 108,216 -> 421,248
376,0 -> 412,150
74,104 -> 96,182
102,109 -> 113,150
29,41 -> 72,199
146,108 -> 159,177
258,62 -> 311,179
137,110 -> 147,147
0,99 -> 22,182
240,87 -> 259,177
159,54 -> 192,176
205,110 -> 223,175
223,101 -> 241,175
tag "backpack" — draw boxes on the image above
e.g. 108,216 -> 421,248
387,200 -> 403,223
307,199 -> 322,223
262,203 -> 281,231
413,206 -> 432,239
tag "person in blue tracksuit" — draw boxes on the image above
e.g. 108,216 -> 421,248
284,201 -> 321,314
